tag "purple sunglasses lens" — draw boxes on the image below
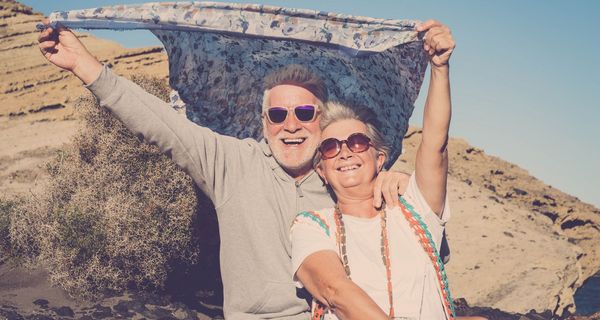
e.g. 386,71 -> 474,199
267,107 -> 288,123
294,105 -> 316,121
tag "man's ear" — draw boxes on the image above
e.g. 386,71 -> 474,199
262,116 -> 268,142
377,152 -> 386,173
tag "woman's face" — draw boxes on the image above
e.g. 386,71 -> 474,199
317,119 -> 385,192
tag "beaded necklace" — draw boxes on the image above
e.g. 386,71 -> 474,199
333,203 -> 395,318
330,198 -> 456,320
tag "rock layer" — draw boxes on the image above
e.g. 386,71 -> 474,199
0,0 -> 169,196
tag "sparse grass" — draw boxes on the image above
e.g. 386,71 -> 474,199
0,198 -> 18,255
8,75 -> 208,298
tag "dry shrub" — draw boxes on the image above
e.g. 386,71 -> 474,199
0,198 -> 19,255
10,75 -> 207,298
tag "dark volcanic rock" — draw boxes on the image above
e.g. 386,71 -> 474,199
24,315 -> 54,320
0,307 -> 24,320
53,306 -> 74,318
91,304 -> 112,319
454,298 -> 557,320
126,299 -> 149,313
112,300 -> 136,317
32,299 -> 48,308
152,306 -> 175,319
133,292 -> 170,306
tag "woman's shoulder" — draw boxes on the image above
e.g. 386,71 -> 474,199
292,208 -> 336,237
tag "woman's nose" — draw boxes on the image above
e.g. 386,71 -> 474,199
338,143 -> 353,159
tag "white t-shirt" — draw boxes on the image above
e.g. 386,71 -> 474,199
290,173 -> 451,320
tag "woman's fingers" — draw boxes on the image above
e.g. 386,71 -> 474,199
421,22 -> 455,66
381,175 -> 395,208
424,28 -> 446,49
416,19 -> 442,32
373,174 -> 384,208
388,176 -> 400,207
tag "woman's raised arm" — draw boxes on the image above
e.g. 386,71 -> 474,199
414,20 -> 456,216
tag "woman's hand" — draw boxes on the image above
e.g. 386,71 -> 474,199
416,20 -> 456,69
373,171 -> 410,208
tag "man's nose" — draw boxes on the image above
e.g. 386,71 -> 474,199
283,111 -> 301,132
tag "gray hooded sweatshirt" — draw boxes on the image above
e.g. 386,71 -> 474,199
86,66 -> 333,319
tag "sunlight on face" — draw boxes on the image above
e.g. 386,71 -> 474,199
262,84 -> 322,178
317,119 -> 384,192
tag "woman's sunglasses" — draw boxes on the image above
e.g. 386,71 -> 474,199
265,104 -> 319,124
318,133 -> 373,160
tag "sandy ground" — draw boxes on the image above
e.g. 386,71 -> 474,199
0,257 -> 217,319
0,114 -> 80,198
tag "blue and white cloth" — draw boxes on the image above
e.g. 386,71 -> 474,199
44,2 -> 429,167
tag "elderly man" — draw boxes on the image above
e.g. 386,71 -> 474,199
38,22 -> 410,319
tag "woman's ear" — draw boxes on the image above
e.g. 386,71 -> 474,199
316,163 -> 328,184
377,152 -> 386,173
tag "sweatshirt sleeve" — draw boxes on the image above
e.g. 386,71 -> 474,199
85,65 -> 249,207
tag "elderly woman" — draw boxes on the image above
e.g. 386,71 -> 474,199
290,21 -> 481,319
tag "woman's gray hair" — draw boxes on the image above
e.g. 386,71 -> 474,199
313,101 -> 390,168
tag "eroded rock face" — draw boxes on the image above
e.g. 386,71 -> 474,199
0,0 -> 169,120
0,0 -> 169,196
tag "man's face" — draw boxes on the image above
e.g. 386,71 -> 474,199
263,84 -> 321,178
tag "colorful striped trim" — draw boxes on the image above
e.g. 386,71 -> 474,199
294,211 -> 331,237
399,196 -> 456,319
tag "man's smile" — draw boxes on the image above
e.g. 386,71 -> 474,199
281,137 -> 307,146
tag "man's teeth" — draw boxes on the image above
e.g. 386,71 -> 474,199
282,138 -> 305,144
338,164 -> 359,172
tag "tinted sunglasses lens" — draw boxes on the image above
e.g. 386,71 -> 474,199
348,133 -> 371,152
267,108 -> 288,123
294,105 -> 316,122
320,138 -> 341,159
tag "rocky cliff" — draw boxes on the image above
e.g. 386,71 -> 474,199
395,129 -> 600,315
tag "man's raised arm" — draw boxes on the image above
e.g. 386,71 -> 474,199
38,20 -> 246,207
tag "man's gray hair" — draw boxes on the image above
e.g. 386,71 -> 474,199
262,64 -> 328,111
313,101 -> 390,168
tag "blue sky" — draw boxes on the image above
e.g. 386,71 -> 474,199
23,0 -> 600,208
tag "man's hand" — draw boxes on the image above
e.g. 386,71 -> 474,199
416,20 -> 455,68
38,19 -> 103,84
373,171 -> 410,208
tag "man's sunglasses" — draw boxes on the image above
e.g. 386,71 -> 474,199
318,133 -> 373,160
265,104 -> 319,124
